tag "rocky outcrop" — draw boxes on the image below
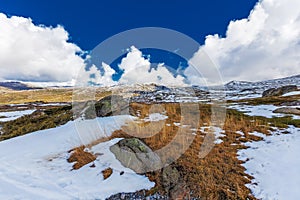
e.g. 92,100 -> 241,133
83,95 -> 129,118
95,95 -> 129,117
162,165 -> 180,193
110,138 -> 191,198
109,138 -> 162,173
262,85 -> 298,97
280,101 -> 300,106
131,87 -> 210,103
273,107 -> 300,115
162,166 -> 191,199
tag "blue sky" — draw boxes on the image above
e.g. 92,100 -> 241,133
0,0 -> 257,50
0,0 -> 299,84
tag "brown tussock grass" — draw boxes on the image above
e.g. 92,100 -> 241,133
106,103 -> 273,199
68,101 -> 281,199
67,146 -> 96,170
102,168 -> 113,180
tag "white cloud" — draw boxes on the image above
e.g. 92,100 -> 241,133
188,0 -> 300,83
75,63 -> 117,87
117,46 -> 186,86
0,13 -> 85,82
4,0 -> 299,86
185,48 -> 224,86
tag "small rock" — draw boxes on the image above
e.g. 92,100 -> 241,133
120,193 -> 125,199
262,85 -> 298,97
162,166 -> 180,193
89,163 -> 96,168
280,101 -> 300,106
170,182 -> 190,200
273,107 -> 300,115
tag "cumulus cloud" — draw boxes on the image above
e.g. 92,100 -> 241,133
185,48 -> 224,86
76,46 -> 187,87
117,46 -> 186,86
0,13 -> 84,82
188,0 -> 300,83
76,63 -> 117,86
4,0 -> 299,86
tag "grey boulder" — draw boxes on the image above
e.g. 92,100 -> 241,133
262,85 -> 298,97
110,138 -> 162,173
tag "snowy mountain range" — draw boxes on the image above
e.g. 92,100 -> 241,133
225,74 -> 300,91
0,74 -> 299,103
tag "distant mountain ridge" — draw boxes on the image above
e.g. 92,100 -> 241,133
225,74 -> 300,91
0,81 -> 41,90
1,74 -> 299,93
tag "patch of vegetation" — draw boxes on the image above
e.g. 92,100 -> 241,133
100,103 -> 271,199
0,88 -> 112,105
0,105 -> 72,141
267,116 -> 300,128
227,108 -> 300,128
227,94 -> 300,129
228,95 -> 300,106
67,146 -> 96,170
102,168 -> 113,180
0,91 -> 112,141
100,102 -> 298,199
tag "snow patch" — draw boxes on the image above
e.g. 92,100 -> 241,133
142,113 -> 168,122
0,116 -> 154,199
228,104 -> 300,119
282,91 -> 300,97
248,131 -> 266,138
236,131 -> 244,136
200,126 -> 226,144
238,126 -> 300,200
0,109 -> 36,122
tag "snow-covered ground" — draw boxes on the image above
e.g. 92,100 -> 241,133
142,113 -> 168,122
0,116 -> 154,200
228,104 -> 300,119
200,126 -> 226,144
37,103 -> 70,107
238,126 -> 300,200
0,109 -> 36,122
225,91 -> 261,100
282,91 -> 300,97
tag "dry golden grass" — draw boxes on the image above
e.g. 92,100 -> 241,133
67,146 -> 96,170
0,88 -> 111,105
102,103 -> 275,199
0,88 -> 73,104
102,168 -> 113,180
